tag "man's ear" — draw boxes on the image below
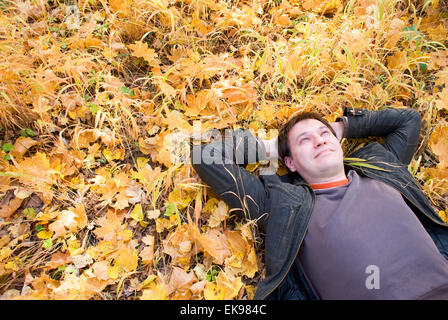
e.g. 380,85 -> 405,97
283,156 -> 297,172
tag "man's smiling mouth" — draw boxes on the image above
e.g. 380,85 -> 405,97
314,149 -> 333,159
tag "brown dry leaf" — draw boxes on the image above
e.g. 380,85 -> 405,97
48,204 -> 87,238
429,124 -> 448,168
140,235 -> 155,265
435,68 -> 448,87
92,261 -> 110,281
166,267 -> 197,299
208,200 -> 228,228
435,87 -> 448,112
162,223 -> 195,267
198,228 -> 231,265
0,195 -> 23,219
387,51 -> 408,71
12,152 -> 58,203
93,209 -> 126,241
274,14 -> 291,26
10,137 -> 39,160
428,50 -> 448,70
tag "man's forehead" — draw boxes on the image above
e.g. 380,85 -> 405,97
290,119 -> 327,135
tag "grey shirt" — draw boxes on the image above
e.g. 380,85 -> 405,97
296,170 -> 448,299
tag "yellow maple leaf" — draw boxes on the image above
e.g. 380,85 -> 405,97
48,210 -> 77,238
140,281 -> 168,300
156,215 -> 179,233
103,148 -> 125,162
204,282 -> 226,300
48,204 -> 87,239
168,188 -> 192,210
93,210 -> 126,242
301,0 -> 341,14
117,248 -> 139,272
128,41 -> 160,66
387,51 -> 408,71
204,271 -> 243,300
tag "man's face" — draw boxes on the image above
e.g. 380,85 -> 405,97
283,119 -> 345,183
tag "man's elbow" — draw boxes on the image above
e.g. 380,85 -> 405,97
408,108 -> 421,124
406,108 -> 422,134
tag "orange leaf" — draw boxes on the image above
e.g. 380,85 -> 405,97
387,51 -> 408,71
198,229 -> 231,265
0,196 -> 23,218
45,251 -> 73,270
10,137 -> 39,160
128,41 -> 160,66
429,124 -> 448,168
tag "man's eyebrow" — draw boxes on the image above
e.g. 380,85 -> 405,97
295,126 -> 328,143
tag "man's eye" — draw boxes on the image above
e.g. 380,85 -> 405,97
322,131 -> 330,136
300,137 -> 309,144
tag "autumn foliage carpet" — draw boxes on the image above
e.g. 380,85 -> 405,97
0,0 -> 447,300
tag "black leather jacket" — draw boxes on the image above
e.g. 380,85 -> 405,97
192,107 -> 448,300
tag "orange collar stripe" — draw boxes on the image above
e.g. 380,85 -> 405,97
309,178 -> 349,190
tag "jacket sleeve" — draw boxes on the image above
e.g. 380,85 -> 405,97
191,129 -> 268,223
342,107 -> 422,165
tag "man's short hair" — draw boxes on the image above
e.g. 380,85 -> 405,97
278,111 -> 337,161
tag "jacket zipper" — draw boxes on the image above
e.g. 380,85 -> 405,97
259,185 -> 316,300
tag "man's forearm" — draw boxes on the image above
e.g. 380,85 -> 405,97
342,107 -> 421,165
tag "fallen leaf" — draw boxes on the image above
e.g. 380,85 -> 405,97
128,41 -> 160,67
0,196 -> 23,218
10,137 -> 39,159
130,204 -> 144,223
429,124 -> 448,168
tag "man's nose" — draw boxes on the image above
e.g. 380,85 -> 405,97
314,134 -> 326,147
